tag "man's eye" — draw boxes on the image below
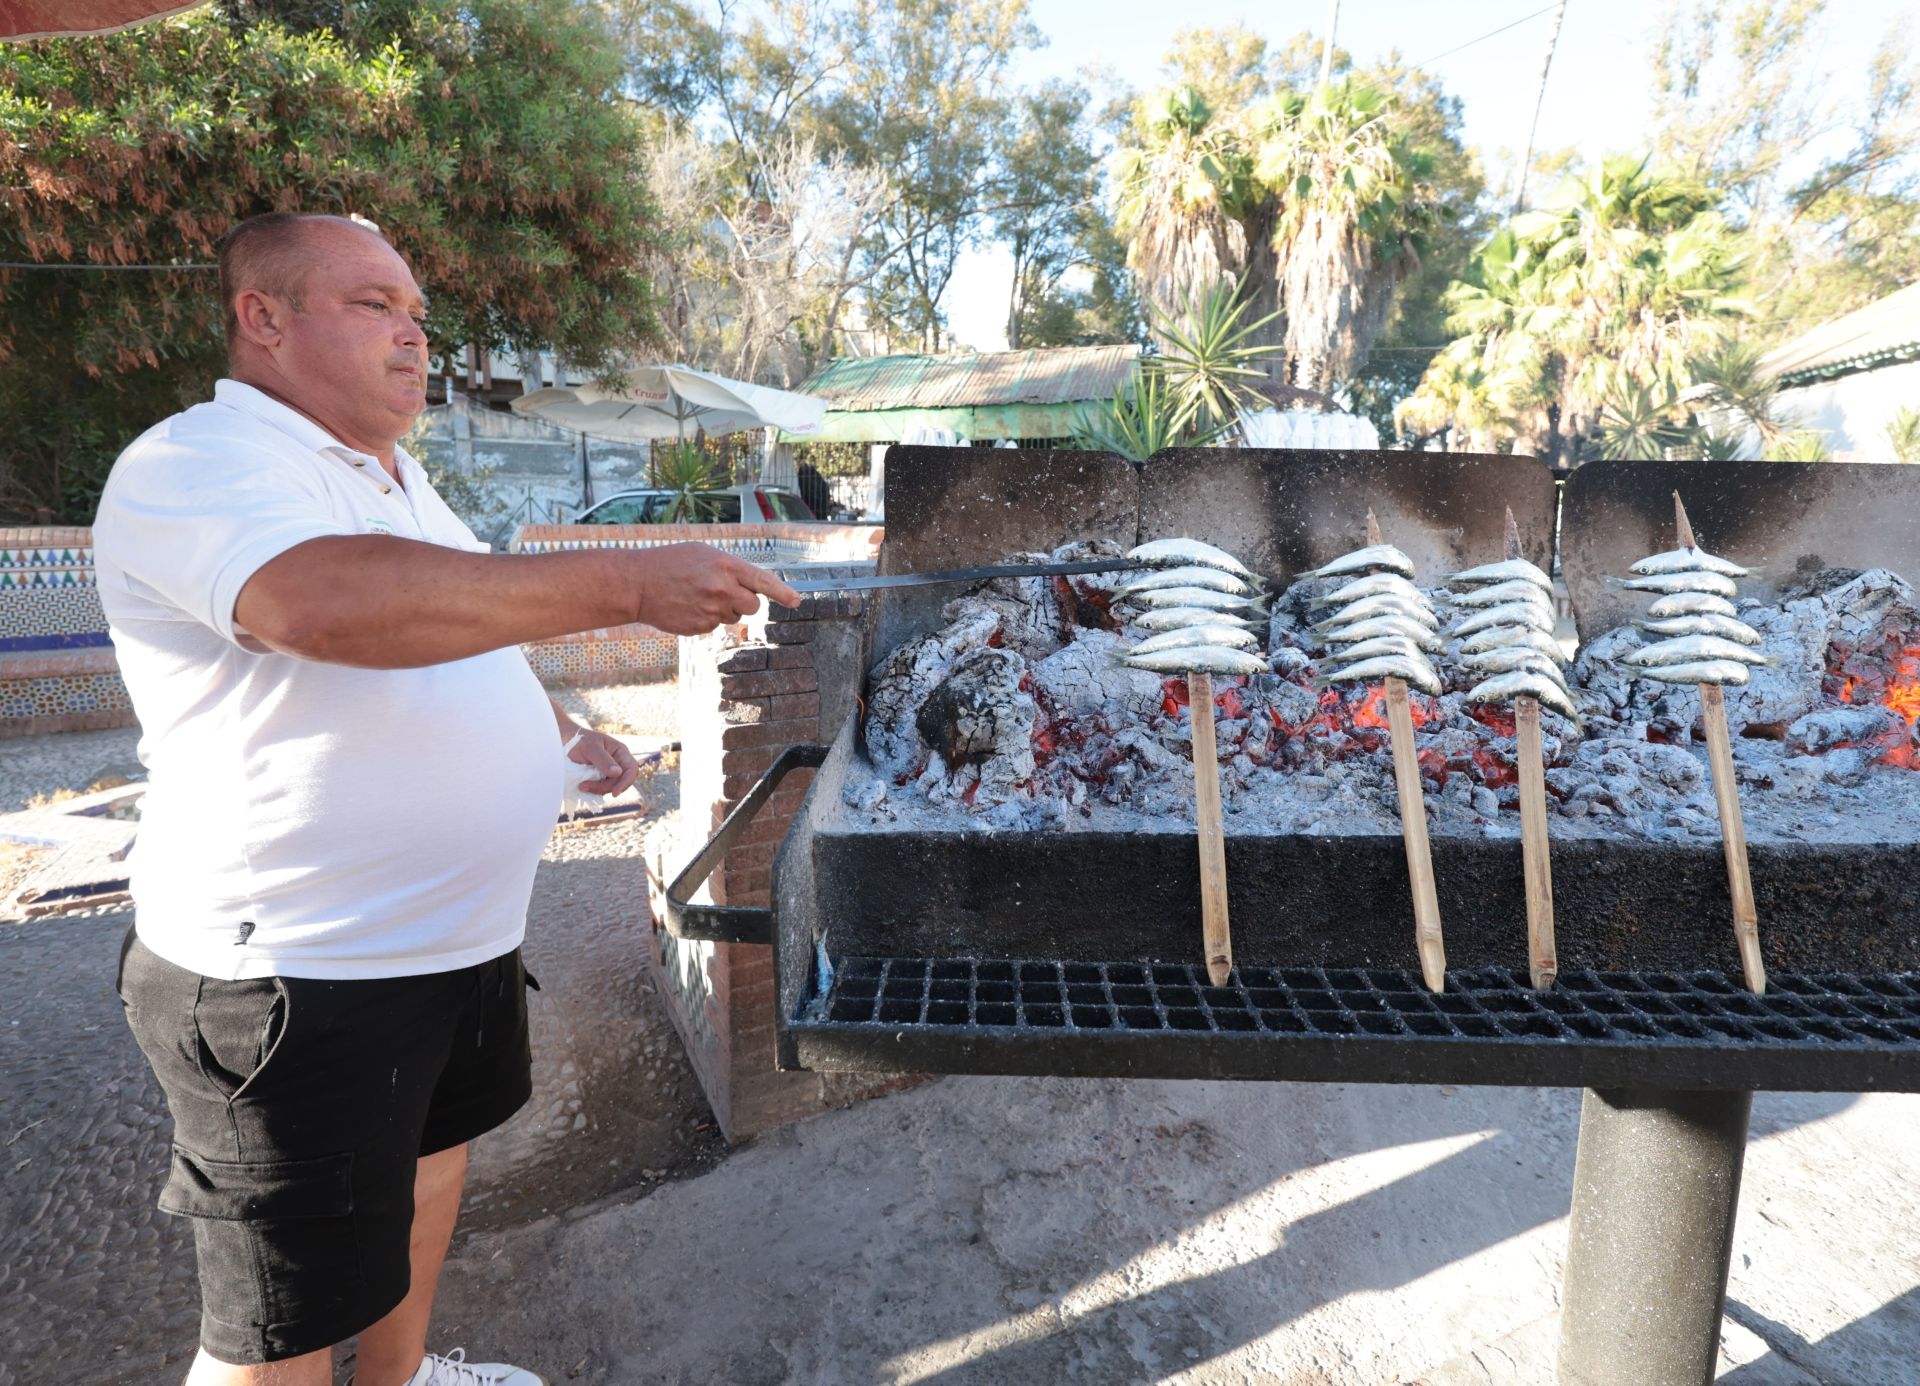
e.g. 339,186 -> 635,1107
363,300 -> 388,311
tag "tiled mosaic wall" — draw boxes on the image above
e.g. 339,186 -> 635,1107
523,633 -> 678,686
1,671 -> 133,729
1,529 -> 129,736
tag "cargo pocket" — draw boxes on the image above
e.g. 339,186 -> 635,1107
159,1146 -> 354,1222
159,1146 -> 365,1345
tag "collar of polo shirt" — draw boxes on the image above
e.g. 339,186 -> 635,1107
215,378 -> 420,494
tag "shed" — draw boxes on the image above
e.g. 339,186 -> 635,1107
1762,284 -> 1920,461
787,344 -> 1140,443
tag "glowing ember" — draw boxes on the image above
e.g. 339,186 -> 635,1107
1831,641 -> 1920,769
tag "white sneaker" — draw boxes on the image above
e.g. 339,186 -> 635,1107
405,1348 -> 548,1386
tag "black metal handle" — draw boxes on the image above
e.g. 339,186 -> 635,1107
663,742 -> 829,944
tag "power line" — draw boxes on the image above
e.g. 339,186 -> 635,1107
0,262 -> 217,270
1412,3 -> 1561,70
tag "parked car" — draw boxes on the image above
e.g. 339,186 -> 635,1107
573,484 -> 817,525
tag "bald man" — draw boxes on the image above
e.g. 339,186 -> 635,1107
93,213 -> 799,1386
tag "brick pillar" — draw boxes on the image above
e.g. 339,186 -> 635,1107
645,576 -> 909,1141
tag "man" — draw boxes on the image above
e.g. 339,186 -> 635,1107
93,213 -> 799,1386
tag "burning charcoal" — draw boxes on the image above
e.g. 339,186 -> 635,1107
1821,747 -> 1880,788
1030,631 -> 1165,721
914,647 -> 1037,787
1788,704 -> 1907,754
864,599 -> 1006,776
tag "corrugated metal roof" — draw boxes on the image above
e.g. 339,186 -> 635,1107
796,344 -> 1140,411
1764,282 -> 1920,386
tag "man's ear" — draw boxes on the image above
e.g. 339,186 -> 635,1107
232,289 -> 288,350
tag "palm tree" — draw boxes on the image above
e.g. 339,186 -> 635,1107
1109,88 -> 1257,326
1251,79 -> 1436,391
1403,155 -> 1749,464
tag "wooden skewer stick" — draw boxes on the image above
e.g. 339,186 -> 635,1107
1368,511 -> 1447,991
1188,670 -> 1234,987
1673,491 -> 1766,994
1505,506 -> 1558,989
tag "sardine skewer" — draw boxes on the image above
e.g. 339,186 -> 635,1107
1500,507 -> 1558,989
1365,511 -> 1446,992
1188,670 -> 1233,988
1670,493 -> 1765,995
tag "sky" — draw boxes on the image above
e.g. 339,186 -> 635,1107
943,0 -> 1913,351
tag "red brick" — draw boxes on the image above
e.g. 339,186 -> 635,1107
769,692 -> 821,721
725,866 -> 770,900
717,647 -> 769,674
766,620 -> 816,645
720,746 -> 781,783
767,645 -> 816,669
739,810 -> 797,847
720,667 -> 817,700
723,839 -> 777,871
719,695 -> 773,725
720,717 -> 820,750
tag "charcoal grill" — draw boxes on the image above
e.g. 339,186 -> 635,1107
667,445 -> 1920,1385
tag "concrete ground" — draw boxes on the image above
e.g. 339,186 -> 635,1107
425,1080 -> 1919,1386
4,707 -> 1919,1384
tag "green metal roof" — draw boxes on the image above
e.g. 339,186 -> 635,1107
1765,283 -> 1920,388
792,345 -> 1139,438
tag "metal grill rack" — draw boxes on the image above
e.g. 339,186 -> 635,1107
795,957 -> 1920,1089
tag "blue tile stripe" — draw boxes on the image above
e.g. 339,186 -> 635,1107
0,632 -> 115,653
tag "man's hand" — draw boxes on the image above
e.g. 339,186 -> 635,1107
566,727 -> 642,796
632,543 -> 802,636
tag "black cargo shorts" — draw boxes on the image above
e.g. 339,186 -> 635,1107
116,928 -> 536,1365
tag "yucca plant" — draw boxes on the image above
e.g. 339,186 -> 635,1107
1888,406 -> 1920,464
1591,379 -> 1693,460
1149,276 -> 1284,431
1070,366 -> 1226,463
650,441 -> 721,522
1763,430 -> 1833,463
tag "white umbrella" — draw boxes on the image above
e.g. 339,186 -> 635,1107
512,363 -> 827,441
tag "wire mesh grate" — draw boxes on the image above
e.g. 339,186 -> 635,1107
815,957 -> 1920,1049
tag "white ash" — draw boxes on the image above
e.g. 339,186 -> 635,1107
842,559 -> 1920,845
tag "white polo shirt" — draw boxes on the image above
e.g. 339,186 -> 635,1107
93,380 -> 563,980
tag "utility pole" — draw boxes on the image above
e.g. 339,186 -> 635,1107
1319,0 -> 1341,87
1514,0 -> 1570,214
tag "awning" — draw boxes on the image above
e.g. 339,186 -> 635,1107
513,363 -> 827,441
1,0 -> 207,41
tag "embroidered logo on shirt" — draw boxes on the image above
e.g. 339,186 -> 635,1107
364,518 -> 396,536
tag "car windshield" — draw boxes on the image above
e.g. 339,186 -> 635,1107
581,496 -> 656,525
769,491 -> 814,521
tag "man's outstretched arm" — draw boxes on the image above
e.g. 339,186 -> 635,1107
234,537 -> 799,669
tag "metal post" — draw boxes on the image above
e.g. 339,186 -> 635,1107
1558,1087 -> 1753,1386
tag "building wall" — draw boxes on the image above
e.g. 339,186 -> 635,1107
1776,359 -> 1920,461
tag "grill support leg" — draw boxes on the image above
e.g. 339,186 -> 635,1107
1557,1087 -> 1753,1385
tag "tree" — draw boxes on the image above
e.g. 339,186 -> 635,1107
996,80 -> 1100,348
803,0 -> 1041,350
1649,2 -> 1920,345
0,2 -> 658,521
1109,86 -> 1259,331
1253,77 -> 1439,390
1111,36 -> 1469,394
1400,157 -> 1750,464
